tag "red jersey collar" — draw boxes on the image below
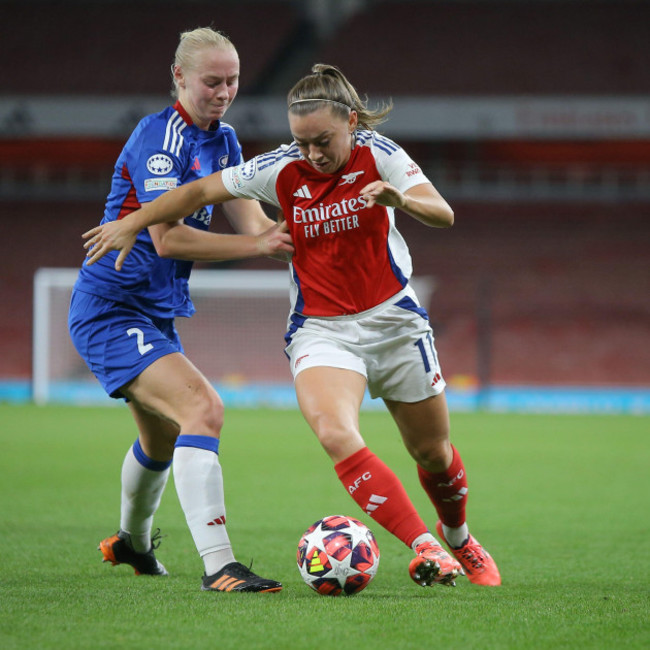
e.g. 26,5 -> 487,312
173,100 -> 221,131
173,101 -> 194,126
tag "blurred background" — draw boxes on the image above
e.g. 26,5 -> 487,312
1,0 -> 648,412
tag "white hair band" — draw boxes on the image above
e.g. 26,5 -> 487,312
289,98 -> 351,111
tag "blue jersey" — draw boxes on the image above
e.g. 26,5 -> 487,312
74,101 -> 244,318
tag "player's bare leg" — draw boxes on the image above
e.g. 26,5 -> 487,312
294,366 -> 367,463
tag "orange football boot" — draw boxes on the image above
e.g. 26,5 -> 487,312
436,521 -> 501,586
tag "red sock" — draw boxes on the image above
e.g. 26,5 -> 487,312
334,447 -> 428,548
417,445 -> 468,528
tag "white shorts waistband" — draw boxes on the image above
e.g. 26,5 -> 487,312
297,285 -> 417,322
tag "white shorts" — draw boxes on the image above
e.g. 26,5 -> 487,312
285,287 -> 446,403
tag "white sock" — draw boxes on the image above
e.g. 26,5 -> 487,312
442,523 -> 470,549
202,549 -> 238,576
411,532 -> 440,550
173,440 -> 236,575
120,443 -> 170,553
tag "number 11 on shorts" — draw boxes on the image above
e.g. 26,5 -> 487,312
414,335 -> 438,372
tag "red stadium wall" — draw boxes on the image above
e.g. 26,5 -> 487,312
1,199 -> 648,387
1,1 -> 648,389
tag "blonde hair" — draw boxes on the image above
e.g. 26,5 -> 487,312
170,27 -> 237,98
287,64 -> 392,130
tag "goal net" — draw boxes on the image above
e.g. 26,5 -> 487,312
32,268 -> 434,406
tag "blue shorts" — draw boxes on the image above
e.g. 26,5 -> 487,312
68,290 -> 184,399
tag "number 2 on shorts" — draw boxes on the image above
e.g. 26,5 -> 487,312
127,327 -> 154,355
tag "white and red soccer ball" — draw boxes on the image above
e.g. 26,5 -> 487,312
297,515 -> 380,596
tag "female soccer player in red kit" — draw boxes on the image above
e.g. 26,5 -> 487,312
84,64 -> 501,588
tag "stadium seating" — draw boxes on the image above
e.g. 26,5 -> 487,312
314,1 -> 650,95
2,1 -> 647,96
0,1 -> 299,94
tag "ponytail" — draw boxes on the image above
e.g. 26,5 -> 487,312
287,64 -> 392,130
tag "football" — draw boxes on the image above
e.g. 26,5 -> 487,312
296,515 -> 380,596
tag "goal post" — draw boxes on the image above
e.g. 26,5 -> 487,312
33,267 -> 81,405
32,268 -> 435,406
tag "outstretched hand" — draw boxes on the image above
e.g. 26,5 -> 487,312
257,219 -> 294,257
83,219 -> 138,271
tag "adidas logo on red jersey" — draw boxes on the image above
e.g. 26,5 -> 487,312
293,184 -> 312,199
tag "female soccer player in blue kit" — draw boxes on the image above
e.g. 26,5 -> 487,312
83,64 -> 501,588
69,27 -> 293,593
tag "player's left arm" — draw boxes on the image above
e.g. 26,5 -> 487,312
149,220 -> 293,262
360,180 -> 454,228
149,199 -> 291,263
148,218 -> 292,262
221,199 -> 291,263
221,197 -> 275,235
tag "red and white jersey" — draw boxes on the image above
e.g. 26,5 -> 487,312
222,129 -> 430,316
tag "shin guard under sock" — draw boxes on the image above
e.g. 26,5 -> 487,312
173,435 -> 236,573
120,439 -> 171,552
417,444 -> 468,529
335,446 -> 428,548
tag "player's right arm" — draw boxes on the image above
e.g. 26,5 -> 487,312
84,172 -> 244,270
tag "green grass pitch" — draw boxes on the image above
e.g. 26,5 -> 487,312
0,404 -> 648,649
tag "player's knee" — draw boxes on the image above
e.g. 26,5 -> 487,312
183,385 -> 224,436
200,393 -> 225,435
312,416 -> 360,460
